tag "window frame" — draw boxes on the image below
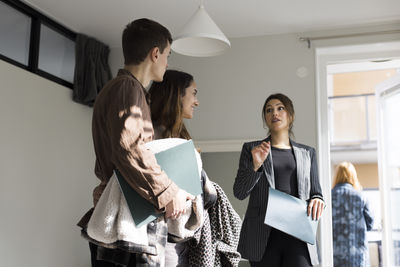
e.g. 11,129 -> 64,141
0,0 -> 77,88
328,92 -> 377,150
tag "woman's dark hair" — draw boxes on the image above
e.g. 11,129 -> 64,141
122,18 -> 172,65
262,93 -> 295,137
148,70 -> 194,139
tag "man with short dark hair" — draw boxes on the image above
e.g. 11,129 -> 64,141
78,18 -> 193,267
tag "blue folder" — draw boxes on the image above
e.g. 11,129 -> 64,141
116,139 -> 202,227
264,188 -> 319,244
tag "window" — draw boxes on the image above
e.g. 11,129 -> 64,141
328,68 -> 399,149
329,94 -> 376,146
38,24 -> 75,83
0,1 -> 31,66
0,0 -> 76,88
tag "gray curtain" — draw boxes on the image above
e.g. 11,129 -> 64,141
73,34 -> 112,106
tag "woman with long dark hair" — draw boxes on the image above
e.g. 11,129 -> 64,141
234,93 -> 325,266
149,70 -> 241,267
149,69 -> 197,140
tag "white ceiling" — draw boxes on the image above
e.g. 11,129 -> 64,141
24,0 -> 400,48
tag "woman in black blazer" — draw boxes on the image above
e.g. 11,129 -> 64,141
233,93 -> 325,267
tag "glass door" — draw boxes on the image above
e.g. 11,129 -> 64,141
376,74 -> 400,267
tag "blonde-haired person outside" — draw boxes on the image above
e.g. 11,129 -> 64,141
331,162 -> 374,267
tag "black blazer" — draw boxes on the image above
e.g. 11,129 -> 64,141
233,137 -> 323,265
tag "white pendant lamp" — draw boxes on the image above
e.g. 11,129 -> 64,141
171,2 -> 230,57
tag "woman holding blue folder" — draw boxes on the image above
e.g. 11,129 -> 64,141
234,93 -> 325,266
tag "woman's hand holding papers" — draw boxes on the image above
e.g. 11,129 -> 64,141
251,141 -> 271,171
165,189 -> 194,220
307,198 -> 324,220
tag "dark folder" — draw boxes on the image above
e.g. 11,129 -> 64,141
264,187 -> 319,244
116,139 -> 202,227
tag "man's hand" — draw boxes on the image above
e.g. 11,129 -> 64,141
251,141 -> 270,171
165,189 -> 194,219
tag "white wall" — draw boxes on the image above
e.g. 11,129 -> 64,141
111,34 -> 318,145
176,23 -> 400,145
109,23 -> 400,148
0,61 -> 96,267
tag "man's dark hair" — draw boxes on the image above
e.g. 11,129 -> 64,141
122,18 -> 172,65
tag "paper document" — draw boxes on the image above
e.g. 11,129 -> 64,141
116,139 -> 202,227
264,187 -> 319,244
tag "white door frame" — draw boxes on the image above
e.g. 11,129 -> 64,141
376,74 -> 400,267
315,41 -> 400,267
